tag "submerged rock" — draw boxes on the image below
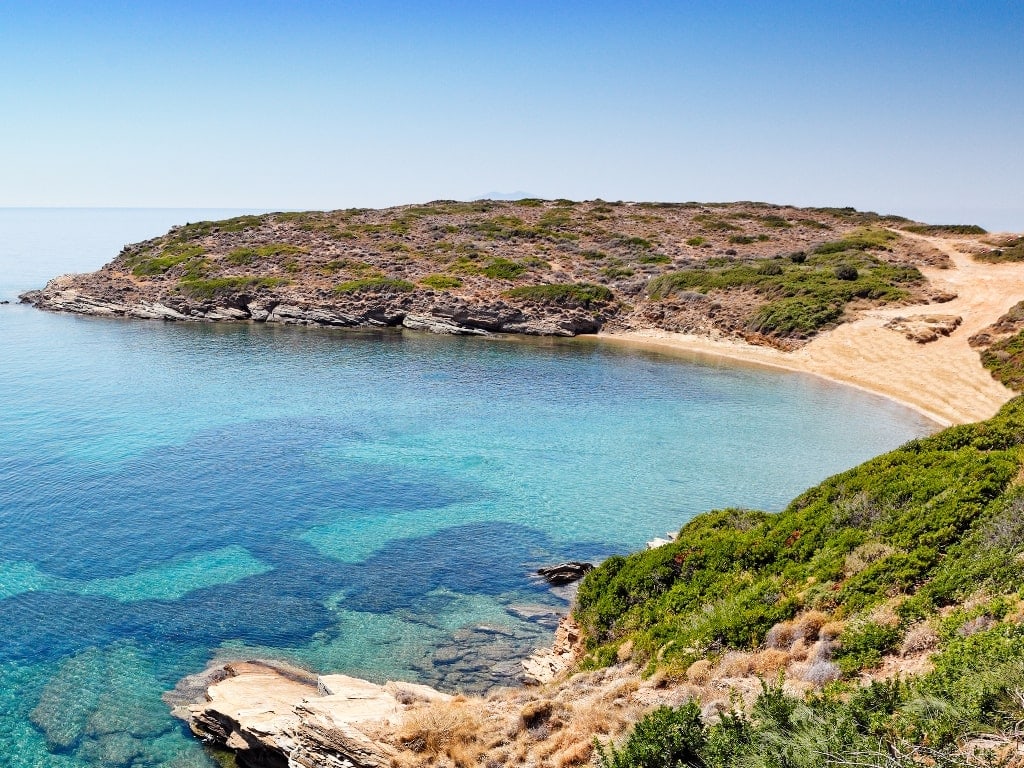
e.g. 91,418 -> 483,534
536,561 -> 593,585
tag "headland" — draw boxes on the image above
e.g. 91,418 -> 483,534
20,199 -> 1024,426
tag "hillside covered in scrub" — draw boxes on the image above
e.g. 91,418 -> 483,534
21,199 -> 969,346
568,395 -> 1024,767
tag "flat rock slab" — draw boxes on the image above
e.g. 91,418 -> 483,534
181,661 -> 450,768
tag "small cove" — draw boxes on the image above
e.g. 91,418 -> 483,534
0,210 -> 936,767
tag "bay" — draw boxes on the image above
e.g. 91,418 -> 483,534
0,209 -> 934,767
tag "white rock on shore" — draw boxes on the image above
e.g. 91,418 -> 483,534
172,660 -> 451,768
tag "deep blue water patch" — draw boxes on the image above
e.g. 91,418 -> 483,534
0,417 -> 481,580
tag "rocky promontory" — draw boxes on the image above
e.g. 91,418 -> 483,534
20,200 -> 962,347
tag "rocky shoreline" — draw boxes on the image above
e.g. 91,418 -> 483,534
18,274 -> 608,338
171,614 -> 584,768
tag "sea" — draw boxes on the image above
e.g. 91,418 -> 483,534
0,208 -> 936,767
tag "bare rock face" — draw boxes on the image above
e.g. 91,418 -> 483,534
174,661 -> 450,768
522,615 -> 583,685
884,314 -> 962,344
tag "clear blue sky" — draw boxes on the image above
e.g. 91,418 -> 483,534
2,1 -> 1022,229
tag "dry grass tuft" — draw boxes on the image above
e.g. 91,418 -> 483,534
788,638 -> 809,662
714,652 -> 753,679
844,541 -> 895,577
685,659 -> 712,685
750,649 -> 790,676
808,639 -> 835,663
520,699 -> 558,730
398,701 -> 481,760
900,623 -> 939,656
616,639 -> 634,662
791,659 -> 841,687
794,610 -> 830,641
764,620 -> 796,649
820,620 -> 845,641
870,602 -> 901,628
958,615 -> 995,637
553,737 -> 593,767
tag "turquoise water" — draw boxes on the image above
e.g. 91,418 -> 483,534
0,210 -> 935,767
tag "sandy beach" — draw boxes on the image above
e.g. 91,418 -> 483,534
599,233 -> 1024,428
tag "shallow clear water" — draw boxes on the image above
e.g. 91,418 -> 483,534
0,209 -> 935,767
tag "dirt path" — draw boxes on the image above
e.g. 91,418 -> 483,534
599,233 -> 1024,427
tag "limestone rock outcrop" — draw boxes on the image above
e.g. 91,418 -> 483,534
884,314 -> 962,344
522,615 -> 583,685
173,661 -> 450,768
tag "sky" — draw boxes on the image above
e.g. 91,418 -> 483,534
2,1 -> 1022,230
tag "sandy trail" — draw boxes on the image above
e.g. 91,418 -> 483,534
598,233 -> 1024,427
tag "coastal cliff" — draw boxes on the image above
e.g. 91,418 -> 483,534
20,200 -> 959,347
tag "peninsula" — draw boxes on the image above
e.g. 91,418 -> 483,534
21,199 -> 1024,425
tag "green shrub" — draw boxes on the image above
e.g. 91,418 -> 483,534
728,235 -> 755,245
481,258 -> 528,280
638,254 -> 672,264
834,623 -> 902,674
685,237 -> 706,247
575,397 -> 1024,667
596,703 -> 705,768
693,215 -> 738,232
980,330 -> 1024,391
173,215 -> 265,241
226,243 -> 305,266
419,274 -> 462,290
813,228 -> 898,254
617,236 -> 654,250
901,224 -> 986,235
975,238 -> 1024,263
602,265 -> 635,279
505,283 -> 613,307
833,264 -> 859,281
333,277 -> 415,294
645,250 -> 919,338
128,244 -> 206,276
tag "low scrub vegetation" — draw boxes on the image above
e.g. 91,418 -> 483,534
577,397 -> 1024,667
646,233 -> 922,337
419,274 -> 463,290
901,224 -> 987,235
177,276 -> 287,299
505,283 -> 614,308
975,237 -> 1024,263
481,258 -> 529,280
980,331 -> 1024,391
172,215 -> 266,241
125,244 -> 206,276
576,396 -> 1024,765
333,277 -> 415,294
